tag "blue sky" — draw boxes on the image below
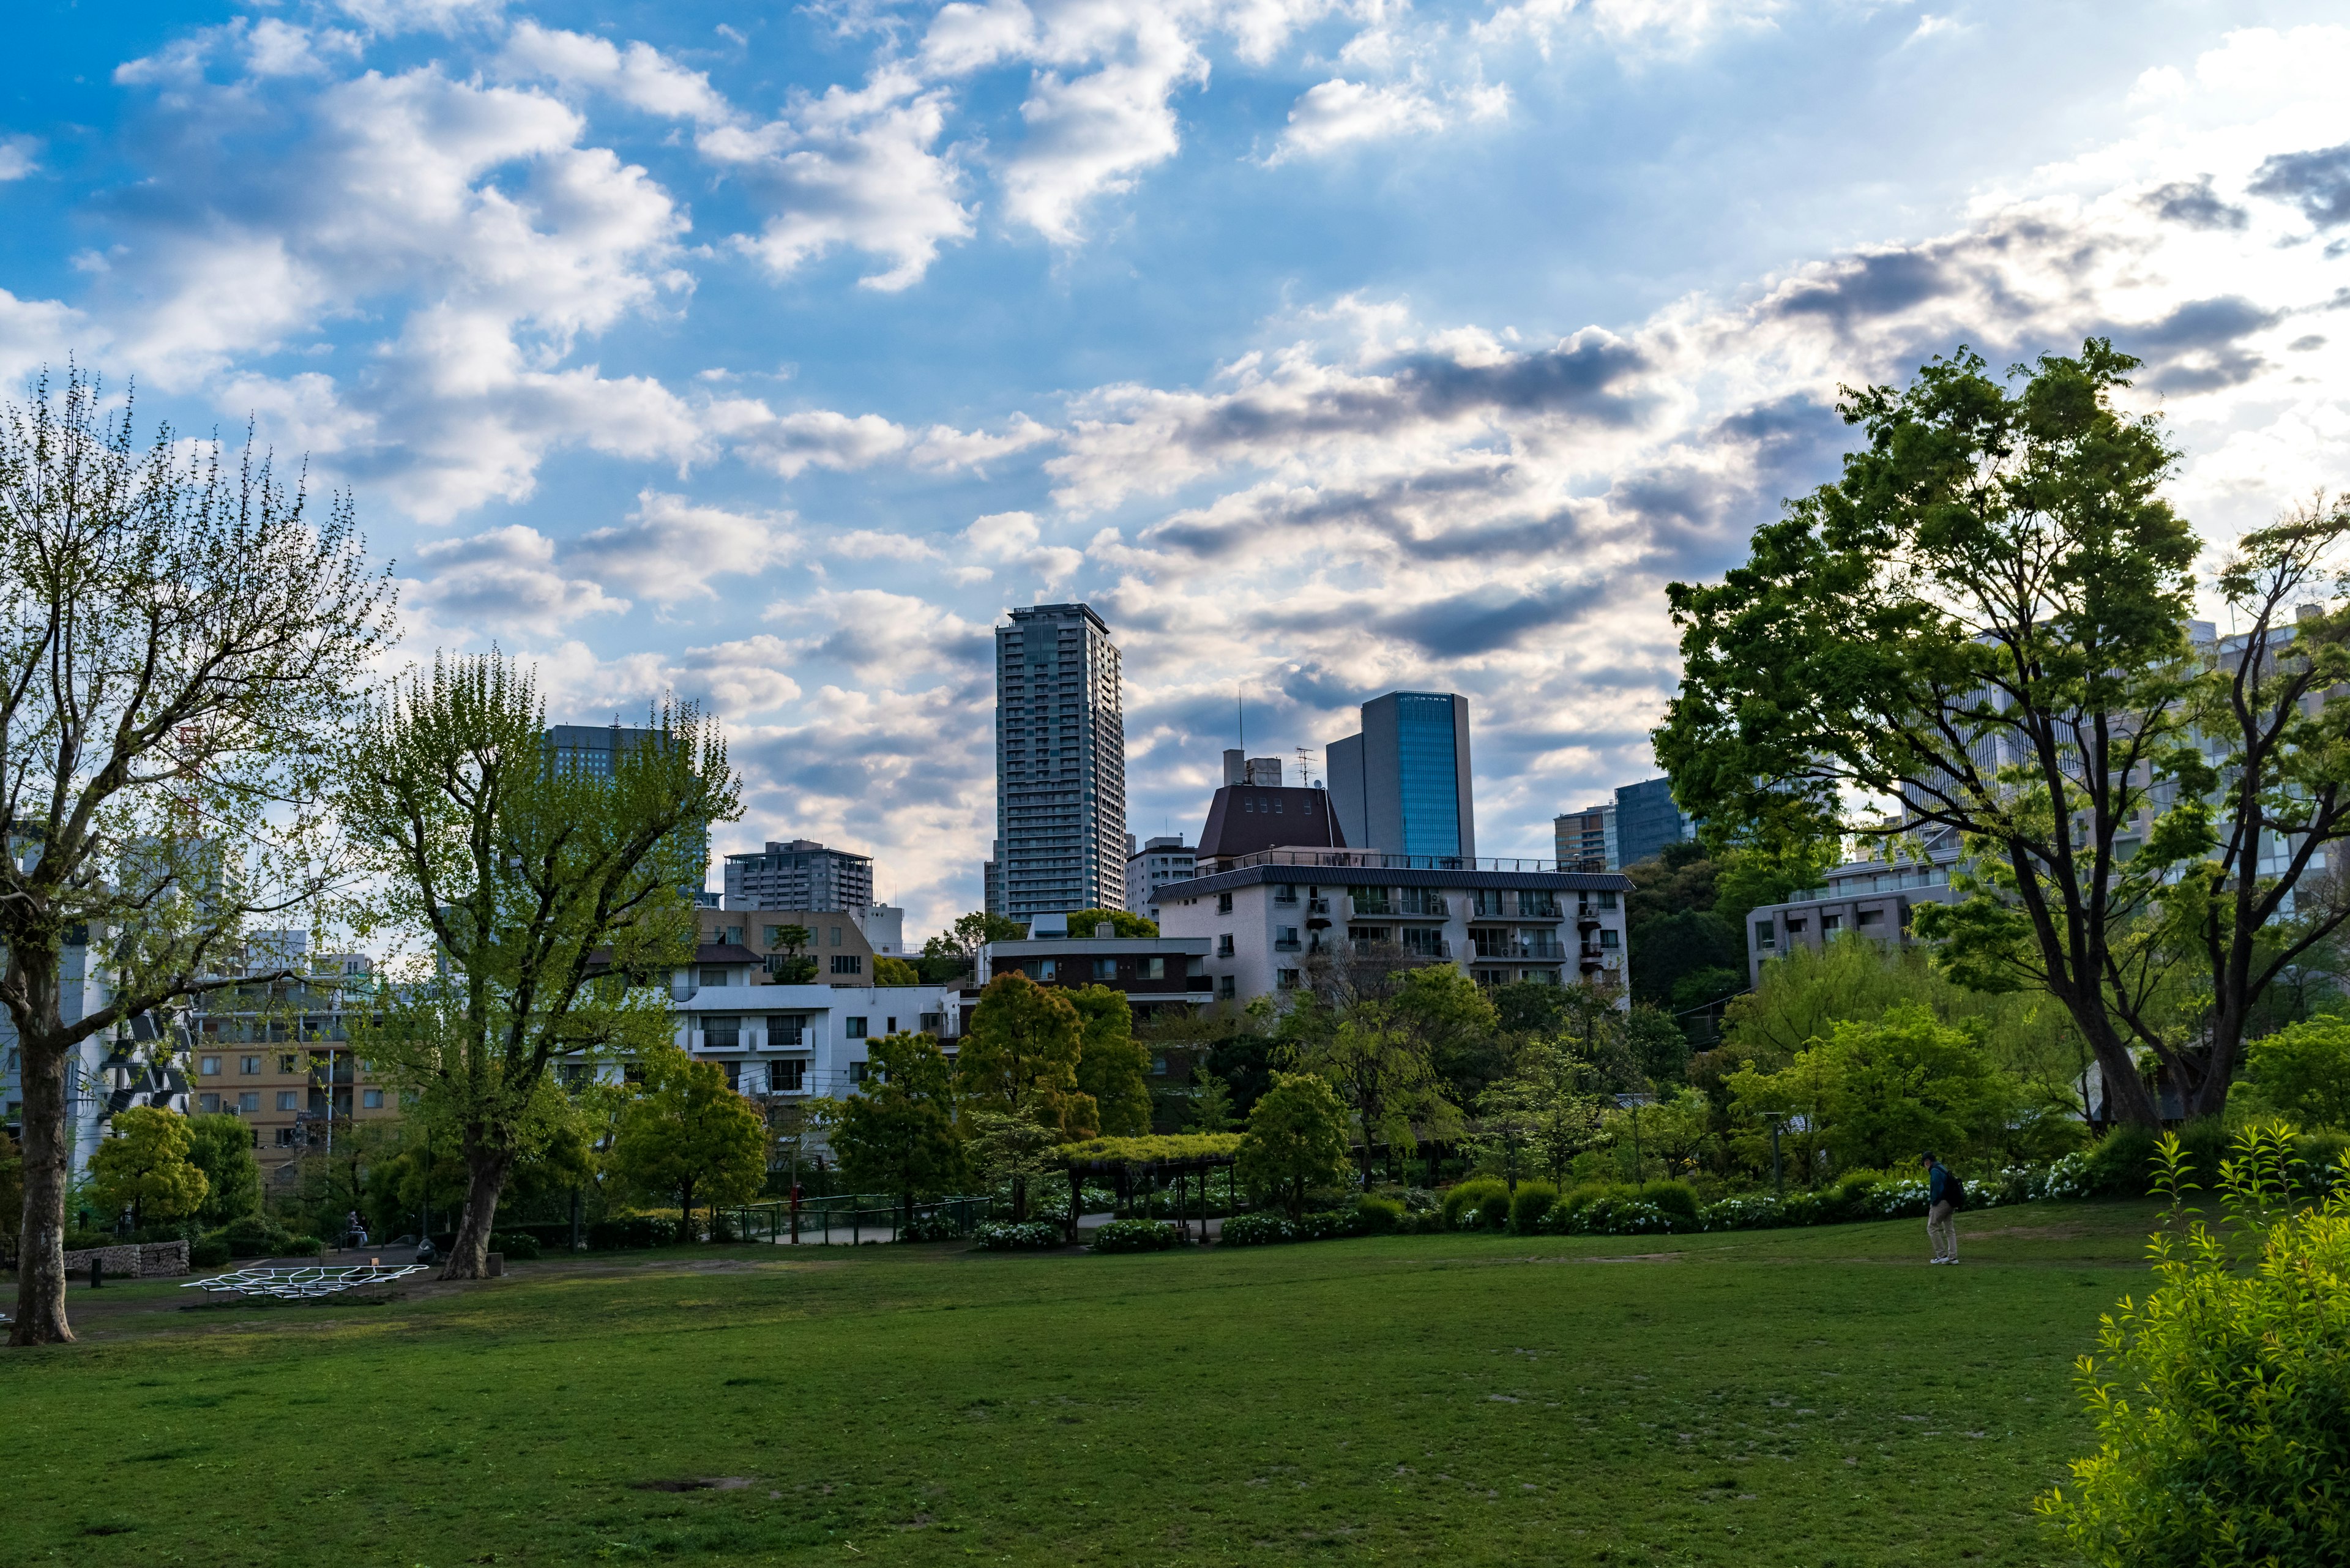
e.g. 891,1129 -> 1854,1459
6,1 -> 2349,935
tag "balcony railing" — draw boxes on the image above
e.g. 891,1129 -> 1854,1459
1209,849 -> 1594,873
1474,938 -> 1568,961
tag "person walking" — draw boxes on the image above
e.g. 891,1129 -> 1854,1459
1922,1152 -> 1958,1264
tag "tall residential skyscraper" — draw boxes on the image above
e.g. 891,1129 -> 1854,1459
1326,692 -> 1475,860
994,604 -> 1127,922
546,723 -> 711,897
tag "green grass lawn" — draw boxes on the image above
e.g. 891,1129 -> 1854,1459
0,1199 -> 2158,1566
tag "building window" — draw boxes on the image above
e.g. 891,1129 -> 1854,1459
1349,886 -> 1393,916
1217,892 -> 1233,914
1274,884 -> 1299,905
1471,889 -> 1504,918
849,1061 -> 868,1083
1217,934 -> 1235,957
240,1055 -> 261,1075
559,1062 -> 593,1090
1786,917 -> 1807,935
199,1092 -> 220,1113
200,1056 -> 221,1076
277,1091 -> 299,1111
1277,968 -> 1301,990
1821,914 -> 1841,933
1402,927 -> 1447,958
1520,890 -> 1560,918
830,954 -> 863,976
1093,957 -> 1117,980
237,1091 -> 261,1113
275,1127 -> 296,1147
1142,957 -> 1165,980
1398,887 -> 1447,917
703,1016 -> 741,1050
1599,929 -> 1619,948
280,1053 -> 300,1074
362,1089 -> 384,1110
769,1059 -> 806,1093
1217,975 -> 1236,1000
1274,926 -> 1301,952
845,1016 -> 868,1039
1598,890 -> 1618,909
697,967 -> 728,989
829,926 -> 843,946
769,1015 -> 805,1047
1755,922 -> 1776,949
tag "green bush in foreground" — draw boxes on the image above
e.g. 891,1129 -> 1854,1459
1509,1181 -> 1559,1234
2037,1124 -> 2350,1567
974,1221 -> 1062,1251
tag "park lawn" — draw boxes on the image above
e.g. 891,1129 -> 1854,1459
0,1199 -> 2158,1567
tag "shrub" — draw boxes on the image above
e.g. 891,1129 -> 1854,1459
215,1215 -> 297,1258
1441,1178 -> 1510,1230
62,1228 -> 118,1253
1353,1195 -> 1404,1234
2036,1125 -> 2350,1566
1509,1182 -> 1559,1234
1219,1212 -> 1296,1246
1294,1209 -> 1360,1241
585,1215 -> 669,1251
897,1212 -> 963,1243
1091,1219 -> 1178,1253
488,1231 -> 542,1261
187,1238 -> 231,1267
1636,1181 -> 1700,1223
2081,1118 -> 2229,1197
973,1221 -> 1062,1251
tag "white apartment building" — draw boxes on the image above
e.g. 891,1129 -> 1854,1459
666,981 -> 963,1100
1157,851 -> 1634,1005
1123,835 -> 1196,922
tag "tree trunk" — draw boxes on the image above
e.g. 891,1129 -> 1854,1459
10,1023 -> 72,1346
679,1178 -> 697,1244
442,1143 -> 510,1280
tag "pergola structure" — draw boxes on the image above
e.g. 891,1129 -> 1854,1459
1056,1134 -> 1244,1244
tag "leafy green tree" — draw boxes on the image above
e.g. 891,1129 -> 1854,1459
924,912 -> 1026,960
1277,966 -> 1474,1184
87,1107 -> 209,1231
185,1113 -> 263,1227
1726,1004 -> 2013,1178
963,1111 -> 1064,1225
1478,1036 -> 1606,1188
1661,342 -> 2350,1124
1070,984 -> 1151,1136
610,1050 -> 767,1241
1184,1070 -> 1237,1133
764,924 -> 818,984
833,1032 -> 964,1227
1065,908 -> 1158,938
2037,1126 -> 2350,1566
873,955 -> 922,986
2246,1016 -> 2350,1132
1235,1072 -> 1352,1217
0,367 -> 392,1345
341,655 -> 737,1278
958,972 -> 1093,1138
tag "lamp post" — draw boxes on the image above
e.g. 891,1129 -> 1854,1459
1763,1113 -> 1787,1200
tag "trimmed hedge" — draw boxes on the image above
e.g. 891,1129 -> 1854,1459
1090,1219 -> 1179,1253
585,1215 -> 670,1251
974,1221 -> 1063,1251
898,1212 -> 963,1243
1441,1178 -> 1511,1230
1509,1182 -> 1560,1234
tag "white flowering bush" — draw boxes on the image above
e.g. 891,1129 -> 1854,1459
973,1221 -> 1062,1251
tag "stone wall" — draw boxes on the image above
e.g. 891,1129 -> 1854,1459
60,1239 -> 190,1279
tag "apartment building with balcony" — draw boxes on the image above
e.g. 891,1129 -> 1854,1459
971,911 -> 1212,1023
1157,851 -> 1633,1004
184,934 -> 390,1173
721,838 -> 875,913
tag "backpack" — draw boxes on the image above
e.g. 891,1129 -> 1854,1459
1941,1171 -> 1964,1211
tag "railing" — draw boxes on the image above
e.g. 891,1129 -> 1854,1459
1212,850 -> 1591,873
1474,938 -> 1569,960
1273,938 -> 1302,952
717,1192 -> 991,1245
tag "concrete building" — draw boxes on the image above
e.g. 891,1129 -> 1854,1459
1743,843 -> 1964,986
1554,804 -> 1616,870
994,604 -> 1128,922
1124,835 -> 1196,922
1613,777 -> 1696,868
722,839 -> 875,913
184,932 -> 390,1173
982,840 -> 1005,919
1,927 -> 116,1180
852,903 -> 906,957
1193,777 -> 1348,873
972,911 -> 1212,1024
1157,851 -> 1632,1005
1326,692 -> 1475,859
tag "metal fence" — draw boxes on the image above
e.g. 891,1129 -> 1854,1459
718,1193 -> 991,1245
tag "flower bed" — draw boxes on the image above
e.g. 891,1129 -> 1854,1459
972,1221 -> 1064,1251
1089,1219 -> 1179,1253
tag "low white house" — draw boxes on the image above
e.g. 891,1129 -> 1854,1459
670,982 -> 963,1099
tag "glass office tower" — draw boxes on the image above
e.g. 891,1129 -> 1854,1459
1326,692 -> 1475,861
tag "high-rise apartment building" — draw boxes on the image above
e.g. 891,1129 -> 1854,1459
546,723 -> 712,896
722,839 -> 874,912
1124,835 -> 1197,920
1554,804 -> 1617,870
1326,692 -> 1475,861
994,604 -> 1127,922
1614,777 -> 1696,868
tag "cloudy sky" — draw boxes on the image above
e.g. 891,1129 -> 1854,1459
6,1 -> 2349,936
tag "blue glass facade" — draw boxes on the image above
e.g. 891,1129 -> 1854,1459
1395,694 -> 1463,859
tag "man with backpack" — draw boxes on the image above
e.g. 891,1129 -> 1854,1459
1922,1152 -> 1961,1264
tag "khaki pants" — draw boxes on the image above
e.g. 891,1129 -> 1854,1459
1928,1201 -> 1956,1261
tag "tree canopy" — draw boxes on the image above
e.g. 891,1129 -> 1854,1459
1069,984 -> 1151,1137
959,972 -> 1093,1138
833,1032 -> 963,1225
1234,1072 -> 1352,1217
86,1107 -> 209,1231
609,1050 -> 767,1240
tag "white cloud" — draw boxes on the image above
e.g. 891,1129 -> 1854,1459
0,288 -> 91,385
1269,79 -> 1449,163
409,524 -> 629,635
701,68 -> 972,291
0,135 -> 43,180
499,21 -> 735,125
709,401 -> 913,477
909,414 -> 1058,469
569,490 -> 796,606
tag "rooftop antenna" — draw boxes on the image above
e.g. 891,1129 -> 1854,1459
1236,685 -> 1245,755
1295,745 -> 1311,787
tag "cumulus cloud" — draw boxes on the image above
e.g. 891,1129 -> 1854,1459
1268,77 -> 1506,164
701,69 -> 972,291
2248,141 -> 2350,230
499,21 -> 734,124
0,135 -> 42,181
409,524 -> 629,635
569,490 -> 797,606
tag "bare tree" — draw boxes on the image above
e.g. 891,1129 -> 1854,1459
1,368 -> 390,1345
